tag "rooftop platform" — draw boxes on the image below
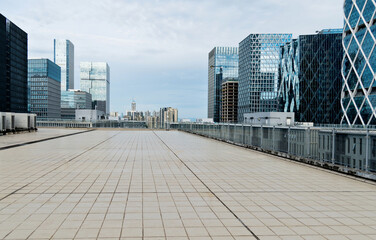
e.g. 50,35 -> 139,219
0,129 -> 375,239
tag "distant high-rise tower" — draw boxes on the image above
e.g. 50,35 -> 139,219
132,100 -> 136,112
208,47 -> 238,122
238,34 -> 292,121
341,0 -> 376,126
0,14 -> 28,113
54,39 -> 74,91
80,62 -> 110,114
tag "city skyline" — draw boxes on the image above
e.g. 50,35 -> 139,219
0,0 -> 343,118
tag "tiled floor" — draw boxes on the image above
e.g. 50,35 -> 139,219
0,129 -> 375,239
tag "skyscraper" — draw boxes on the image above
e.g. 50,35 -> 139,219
132,100 -> 136,111
80,62 -> 110,114
221,79 -> 238,123
208,47 -> 238,122
28,59 -> 61,119
0,14 -> 28,113
238,34 -> 292,121
278,30 -> 343,124
54,39 -> 74,91
341,0 -> 376,126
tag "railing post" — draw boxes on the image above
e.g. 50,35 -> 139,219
366,130 -> 370,172
272,126 -> 275,151
242,123 -> 245,145
232,124 -> 235,142
288,126 -> 291,155
331,128 -> 336,165
307,127 -> 311,158
227,123 -> 230,141
250,124 -> 253,146
260,125 -> 263,148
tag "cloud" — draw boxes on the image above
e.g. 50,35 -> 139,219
0,0 -> 343,118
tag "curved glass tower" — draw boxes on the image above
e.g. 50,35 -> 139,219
278,30 -> 343,124
341,0 -> 376,126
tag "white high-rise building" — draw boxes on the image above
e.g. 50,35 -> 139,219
54,39 -> 74,91
80,62 -> 110,114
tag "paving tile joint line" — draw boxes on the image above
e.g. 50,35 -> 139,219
0,131 -> 120,203
152,131 -> 261,240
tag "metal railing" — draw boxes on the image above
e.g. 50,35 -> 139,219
171,123 -> 376,180
36,120 -> 166,129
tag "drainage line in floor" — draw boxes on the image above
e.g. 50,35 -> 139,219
0,129 -> 96,151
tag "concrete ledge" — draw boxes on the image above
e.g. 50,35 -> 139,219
0,128 -> 38,136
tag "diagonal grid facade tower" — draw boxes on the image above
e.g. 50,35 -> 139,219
341,0 -> 376,126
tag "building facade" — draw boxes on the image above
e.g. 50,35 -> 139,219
75,109 -> 105,121
54,39 -> 74,91
278,30 -> 343,124
28,59 -> 61,120
61,89 -> 92,120
80,62 -> 110,114
61,90 -> 92,109
160,107 -> 178,127
238,34 -> 292,121
341,0 -> 376,126
0,14 -> 28,113
221,79 -> 238,123
208,47 -> 238,122
278,39 -> 299,115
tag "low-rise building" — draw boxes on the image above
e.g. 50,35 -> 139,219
61,89 -> 92,119
243,112 -> 295,126
75,109 -> 105,121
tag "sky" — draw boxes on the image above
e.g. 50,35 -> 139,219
1,0 -> 344,119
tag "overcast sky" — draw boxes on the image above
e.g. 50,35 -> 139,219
1,0 -> 344,118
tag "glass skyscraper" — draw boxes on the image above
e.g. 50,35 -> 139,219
0,14 -> 28,113
208,47 -> 238,122
28,59 -> 61,120
54,39 -> 74,91
80,62 -> 110,114
342,0 -> 376,126
238,34 -> 292,121
278,30 -> 343,124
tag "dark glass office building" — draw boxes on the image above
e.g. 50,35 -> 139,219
28,59 -> 61,120
208,47 -> 238,122
278,29 -> 343,124
238,34 -> 292,121
342,0 -> 376,126
0,14 -> 28,113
